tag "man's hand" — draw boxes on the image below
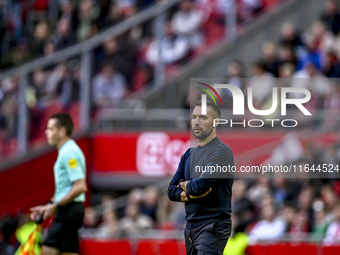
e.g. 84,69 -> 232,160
179,180 -> 189,192
30,206 -> 44,222
30,203 -> 58,221
180,188 -> 212,202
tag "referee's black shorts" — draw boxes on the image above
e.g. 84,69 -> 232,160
42,202 -> 85,253
184,220 -> 232,255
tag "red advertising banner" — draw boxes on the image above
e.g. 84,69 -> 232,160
92,131 -> 288,176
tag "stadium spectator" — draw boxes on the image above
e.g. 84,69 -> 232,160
92,62 -> 127,108
321,185 -> 338,214
145,22 -> 191,66
278,63 -> 295,79
76,0 -> 100,42
137,0 -> 157,11
289,209 -> 311,238
26,69 -> 49,138
54,61 -> 80,107
171,0 -> 203,50
156,193 -> 186,229
0,78 -> 19,138
323,201 -> 340,245
281,202 -> 297,233
296,37 -> 323,71
50,18 -> 76,50
97,2 -> 124,29
197,0 -> 262,24
128,188 -> 144,205
141,186 -> 159,221
43,40 -> 57,56
238,0 -> 264,23
323,51 -> 340,77
95,37 -> 135,88
247,178 -> 271,206
249,204 -> 285,241
232,180 -> 256,233
297,187 -> 314,227
261,42 -> 280,77
292,62 -> 333,112
58,0 -> 79,33
272,178 -> 288,207
97,210 -> 121,238
311,201 -> 331,241
279,23 -> 304,50
31,20 -> 50,56
45,64 -> 65,100
83,206 -> 99,228
1,38 -> 31,68
320,0 -> 340,35
278,43 -> 298,68
101,194 -> 117,213
307,21 -> 335,58
120,203 -> 153,236
196,0 -> 227,21
222,60 -> 246,108
247,61 -> 275,108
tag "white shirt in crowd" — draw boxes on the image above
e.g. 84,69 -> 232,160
324,221 -> 340,245
146,36 -> 190,65
249,218 -> 286,242
171,10 -> 203,49
92,72 -> 126,106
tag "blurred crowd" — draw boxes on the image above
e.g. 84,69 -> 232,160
236,140 -> 340,245
0,0 -> 156,69
187,0 -> 340,126
0,0 -> 269,69
0,0 -> 283,159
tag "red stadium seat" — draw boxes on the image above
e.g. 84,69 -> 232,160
295,243 -> 318,255
262,0 -> 281,9
323,246 -> 340,255
245,244 -> 266,255
178,242 -> 186,255
34,0 -> 49,10
8,138 -> 18,157
133,68 -> 148,91
79,240 -> 131,255
137,240 -> 179,255
203,20 -> 225,46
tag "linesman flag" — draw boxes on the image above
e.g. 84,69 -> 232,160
14,219 -> 43,255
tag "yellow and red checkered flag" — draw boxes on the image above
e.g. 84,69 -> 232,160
14,223 -> 42,255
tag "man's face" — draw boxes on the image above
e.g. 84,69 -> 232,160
191,106 -> 217,140
45,119 -> 62,146
103,66 -> 114,78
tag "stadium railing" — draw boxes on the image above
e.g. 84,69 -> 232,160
0,0 -> 183,159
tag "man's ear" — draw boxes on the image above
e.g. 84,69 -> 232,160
59,127 -> 66,137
